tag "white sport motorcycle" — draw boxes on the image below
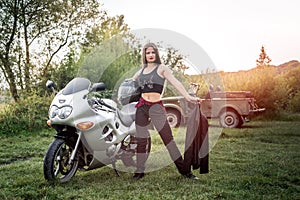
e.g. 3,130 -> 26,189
43,77 -> 143,182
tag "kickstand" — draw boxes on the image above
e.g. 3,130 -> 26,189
112,161 -> 120,177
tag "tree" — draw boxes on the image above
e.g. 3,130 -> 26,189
45,13 -> 132,92
256,45 -> 272,67
79,22 -> 190,91
81,14 -> 130,54
79,35 -> 140,89
74,14 -> 139,91
162,48 -> 184,71
0,0 -> 102,102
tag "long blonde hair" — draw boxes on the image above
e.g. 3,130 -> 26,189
142,43 -> 162,67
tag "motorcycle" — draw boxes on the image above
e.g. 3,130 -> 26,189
43,77 -> 143,182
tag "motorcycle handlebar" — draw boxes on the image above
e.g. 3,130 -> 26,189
91,93 -> 116,111
98,99 -> 116,111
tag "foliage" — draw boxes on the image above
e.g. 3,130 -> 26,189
1,0 -> 299,129
0,120 -> 299,199
256,45 -> 272,67
190,61 -> 300,116
0,92 -> 51,134
0,0 -> 104,101
221,67 -> 278,112
79,37 -> 189,99
81,14 -> 130,53
289,91 -> 300,112
80,36 -> 141,88
0,36 -> 189,133
0,0 -> 193,129
163,70 -> 191,97
189,72 -> 224,98
93,89 -> 114,99
161,47 -> 190,73
157,47 -> 192,97
44,49 -> 79,91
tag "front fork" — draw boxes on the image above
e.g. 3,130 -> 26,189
69,131 -> 82,165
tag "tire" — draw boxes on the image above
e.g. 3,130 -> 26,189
166,109 -> 181,128
43,138 -> 79,183
219,109 -> 241,128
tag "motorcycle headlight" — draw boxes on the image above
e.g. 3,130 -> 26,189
49,105 -> 73,119
49,105 -> 59,118
57,106 -> 73,119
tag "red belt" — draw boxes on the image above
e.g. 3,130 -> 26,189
135,97 -> 164,108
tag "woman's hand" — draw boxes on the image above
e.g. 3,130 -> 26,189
186,95 -> 202,104
160,65 -> 202,104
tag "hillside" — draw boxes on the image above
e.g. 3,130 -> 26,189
275,60 -> 300,73
230,60 -> 300,74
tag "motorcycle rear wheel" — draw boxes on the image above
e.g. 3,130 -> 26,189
43,138 -> 78,183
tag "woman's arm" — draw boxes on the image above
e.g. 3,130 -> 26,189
161,65 -> 201,103
132,69 -> 142,81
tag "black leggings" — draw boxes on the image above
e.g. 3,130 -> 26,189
135,103 -> 188,174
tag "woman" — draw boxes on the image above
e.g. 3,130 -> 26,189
132,43 -> 201,180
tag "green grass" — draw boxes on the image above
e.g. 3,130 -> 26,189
0,121 -> 299,200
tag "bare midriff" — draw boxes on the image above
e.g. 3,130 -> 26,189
141,92 -> 161,102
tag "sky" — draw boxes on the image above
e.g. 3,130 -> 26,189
101,0 -> 300,72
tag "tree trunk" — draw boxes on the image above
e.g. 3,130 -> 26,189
2,59 -> 19,102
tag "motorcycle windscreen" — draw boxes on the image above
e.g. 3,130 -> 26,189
62,78 -> 91,95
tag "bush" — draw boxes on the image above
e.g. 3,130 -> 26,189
0,89 -> 115,135
0,93 -> 52,135
289,91 -> 300,112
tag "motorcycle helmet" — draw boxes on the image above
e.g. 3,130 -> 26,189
118,79 -> 141,105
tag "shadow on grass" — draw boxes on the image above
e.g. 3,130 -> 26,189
239,124 -> 268,129
61,164 -> 202,186
209,124 -> 266,129
0,156 -> 32,165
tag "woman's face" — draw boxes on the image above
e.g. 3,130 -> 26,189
145,47 -> 156,63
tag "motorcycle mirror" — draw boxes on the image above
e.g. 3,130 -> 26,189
46,80 -> 55,88
91,82 -> 105,92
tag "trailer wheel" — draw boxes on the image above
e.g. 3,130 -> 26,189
166,109 -> 181,128
219,109 -> 241,128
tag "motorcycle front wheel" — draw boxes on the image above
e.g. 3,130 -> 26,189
43,138 -> 79,183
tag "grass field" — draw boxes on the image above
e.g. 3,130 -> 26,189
0,120 -> 299,200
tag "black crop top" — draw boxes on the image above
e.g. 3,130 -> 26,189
138,65 -> 165,94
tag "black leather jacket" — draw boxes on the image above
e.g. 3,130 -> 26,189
184,103 -> 209,174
